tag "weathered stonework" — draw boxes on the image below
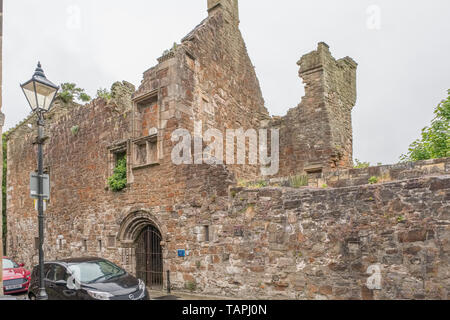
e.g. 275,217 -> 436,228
0,0 -> 4,295
168,174 -> 448,300
5,0 -> 449,300
269,42 -> 358,177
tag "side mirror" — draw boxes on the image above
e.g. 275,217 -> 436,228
19,263 -> 25,267
55,280 -> 67,286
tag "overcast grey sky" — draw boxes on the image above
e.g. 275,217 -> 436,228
3,0 -> 450,165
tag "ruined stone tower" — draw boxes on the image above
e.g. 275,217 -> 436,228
273,42 -> 358,177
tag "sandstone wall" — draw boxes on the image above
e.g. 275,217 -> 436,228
167,174 -> 449,300
0,0 -> 3,294
179,1 -> 269,180
5,82 -> 235,270
259,157 -> 450,189
5,0 -> 446,301
272,42 -> 358,178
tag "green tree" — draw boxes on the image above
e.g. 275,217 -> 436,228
107,155 -> 127,192
58,83 -> 92,104
96,88 -> 112,101
401,90 -> 450,161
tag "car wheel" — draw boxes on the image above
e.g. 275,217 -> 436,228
28,293 -> 36,301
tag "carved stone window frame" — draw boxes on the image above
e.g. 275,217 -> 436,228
133,90 -> 159,138
131,134 -> 159,170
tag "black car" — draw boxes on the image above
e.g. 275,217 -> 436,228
28,257 -> 149,300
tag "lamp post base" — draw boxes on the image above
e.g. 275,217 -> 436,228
37,288 -> 48,300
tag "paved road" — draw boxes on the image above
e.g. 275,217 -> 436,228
2,290 -> 232,301
0,292 -> 28,300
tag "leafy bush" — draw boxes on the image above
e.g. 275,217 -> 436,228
248,180 -> 268,189
58,83 -> 92,104
185,280 -> 197,292
71,125 -> 80,136
107,155 -> 127,192
288,175 -> 308,188
368,176 -> 379,185
354,159 -> 370,169
401,90 -> 450,161
237,180 -> 268,189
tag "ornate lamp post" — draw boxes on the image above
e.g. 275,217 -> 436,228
20,62 -> 59,300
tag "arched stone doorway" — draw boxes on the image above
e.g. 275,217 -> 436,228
117,210 -> 166,290
135,225 -> 163,288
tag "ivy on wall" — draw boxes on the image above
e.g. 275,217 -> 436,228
107,154 -> 127,192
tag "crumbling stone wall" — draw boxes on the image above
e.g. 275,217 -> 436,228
166,174 -> 449,300
179,0 -> 270,180
272,42 -> 357,177
6,0 -> 447,301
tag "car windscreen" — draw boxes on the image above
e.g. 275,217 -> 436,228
67,260 -> 126,284
2,258 -> 19,269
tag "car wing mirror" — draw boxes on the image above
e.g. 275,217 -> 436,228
55,280 -> 68,286
19,263 -> 25,267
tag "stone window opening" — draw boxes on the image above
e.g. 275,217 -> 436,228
57,237 -> 64,251
136,93 -> 158,137
114,151 -> 127,167
83,239 -> 88,252
132,135 -> 159,169
107,146 -> 128,192
108,143 -> 128,178
34,237 -> 39,251
98,239 -> 102,251
111,150 -> 127,173
204,225 -> 210,242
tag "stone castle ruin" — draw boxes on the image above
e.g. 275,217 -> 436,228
5,0 -> 449,299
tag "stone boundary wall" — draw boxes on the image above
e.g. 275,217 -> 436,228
247,157 -> 450,189
318,157 -> 450,188
168,175 -> 449,300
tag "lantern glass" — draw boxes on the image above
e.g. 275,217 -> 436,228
21,63 -> 59,112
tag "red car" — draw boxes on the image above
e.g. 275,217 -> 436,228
2,257 -> 31,295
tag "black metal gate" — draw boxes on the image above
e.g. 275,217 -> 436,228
135,225 -> 163,289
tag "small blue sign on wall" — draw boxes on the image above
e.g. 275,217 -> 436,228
177,249 -> 186,257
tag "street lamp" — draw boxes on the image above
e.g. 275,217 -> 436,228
20,62 -> 59,300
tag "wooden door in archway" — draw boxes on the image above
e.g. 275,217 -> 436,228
135,225 -> 163,289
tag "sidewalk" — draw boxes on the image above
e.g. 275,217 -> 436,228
149,289 -> 238,301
